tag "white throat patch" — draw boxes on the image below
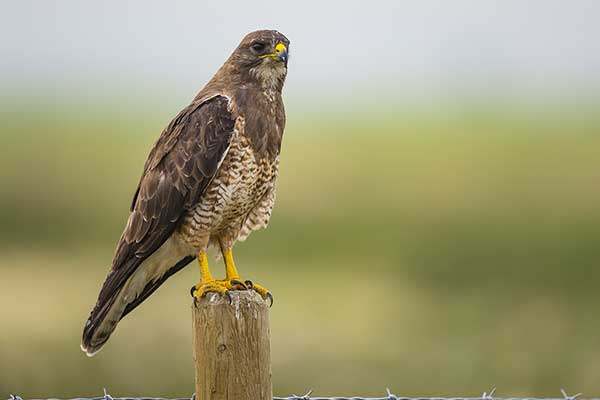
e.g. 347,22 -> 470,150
250,59 -> 287,90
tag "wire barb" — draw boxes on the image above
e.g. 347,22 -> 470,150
386,388 -> 398,400
102,388 -> 113,400
482,387 -> 497,399
561,389 -> 583,400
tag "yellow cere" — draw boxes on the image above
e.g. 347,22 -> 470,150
259,42 -> 287,58
275,43 -> 287,53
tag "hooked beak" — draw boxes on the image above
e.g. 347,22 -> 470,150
274,43 -> 288,66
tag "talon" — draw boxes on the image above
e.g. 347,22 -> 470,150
230,279 -> 247,290
226,291 -> 233,305
244,280 -> 254,289
190,285 -> 197,298
248,282 -> 272,306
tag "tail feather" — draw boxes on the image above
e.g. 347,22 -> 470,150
122,255 -> 194,318
81,255 -> 195,356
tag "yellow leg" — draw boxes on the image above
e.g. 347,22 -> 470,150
223,248 -> 241,280
220,248 -> 273,306
191,251 -> 228,300
214,248 -> 247,290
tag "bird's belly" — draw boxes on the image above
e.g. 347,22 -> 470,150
180,135 -> 277,246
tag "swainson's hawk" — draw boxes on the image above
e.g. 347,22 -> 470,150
81,30 -> 290,356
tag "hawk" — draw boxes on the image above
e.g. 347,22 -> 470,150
81,30 -> 290,356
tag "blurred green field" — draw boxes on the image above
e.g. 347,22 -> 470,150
1,101 -> 600,397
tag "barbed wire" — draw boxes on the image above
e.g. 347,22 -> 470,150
7,388 -> 597,400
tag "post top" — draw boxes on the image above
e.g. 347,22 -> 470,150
193,290 -> 268,309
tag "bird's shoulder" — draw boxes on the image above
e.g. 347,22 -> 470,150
113,94 -> 236,269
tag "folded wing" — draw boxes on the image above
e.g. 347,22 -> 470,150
81,95 -> 235,355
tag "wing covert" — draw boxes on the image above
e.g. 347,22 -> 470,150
88,95 -> 235,327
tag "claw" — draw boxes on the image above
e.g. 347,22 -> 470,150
230,279 -> 247,290
194,277 -> 270,306
247,282 -> 272,305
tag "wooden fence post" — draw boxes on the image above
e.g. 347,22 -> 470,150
192,290 -> 272,400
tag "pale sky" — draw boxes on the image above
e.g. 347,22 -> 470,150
2,0 -> 599,105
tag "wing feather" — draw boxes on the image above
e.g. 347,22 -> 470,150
82,95 -> 235,353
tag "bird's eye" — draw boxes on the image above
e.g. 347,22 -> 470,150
251,42 -> 266,53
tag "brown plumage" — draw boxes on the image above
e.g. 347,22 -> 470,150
81,30 -> 290,356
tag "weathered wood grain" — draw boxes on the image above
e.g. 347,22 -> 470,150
192,290 -> 272,400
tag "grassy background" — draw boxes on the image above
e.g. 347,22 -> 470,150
1,100 -> 599,397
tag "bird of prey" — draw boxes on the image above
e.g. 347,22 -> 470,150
81,30 -> 290,356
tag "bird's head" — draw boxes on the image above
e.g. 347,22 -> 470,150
229,30 -> 290,90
